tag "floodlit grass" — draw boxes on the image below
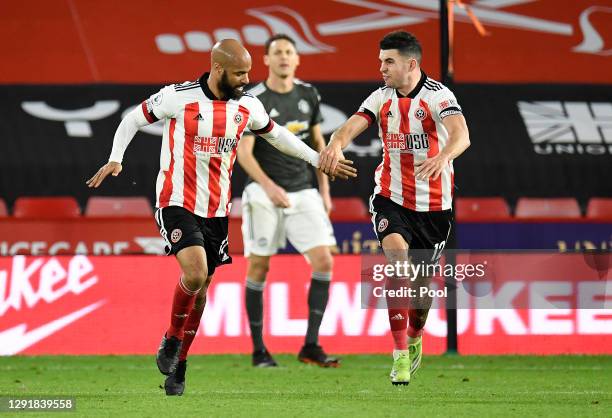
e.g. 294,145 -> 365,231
0,355 -> 610,417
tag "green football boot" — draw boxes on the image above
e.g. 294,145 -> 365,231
409,336 -> 423,376
390,351 -> 411,385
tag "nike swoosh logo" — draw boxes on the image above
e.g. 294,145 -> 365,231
0,300 -> 105,355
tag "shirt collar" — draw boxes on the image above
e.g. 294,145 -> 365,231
199,72 -> 226,101
396,70 -> 427,99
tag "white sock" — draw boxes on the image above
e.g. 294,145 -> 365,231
393,349 -> 409,360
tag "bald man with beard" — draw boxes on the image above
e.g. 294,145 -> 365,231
87,39 -> 356,396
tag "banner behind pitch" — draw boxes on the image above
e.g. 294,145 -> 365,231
0,255 -> 609,356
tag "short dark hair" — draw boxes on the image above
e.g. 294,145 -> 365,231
265,34 -> 297,54
379,31 -> 422,63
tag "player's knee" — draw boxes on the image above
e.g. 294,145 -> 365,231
247,258 -> 270,281
312,253 -> 333,273
249,267 -> 268,282
178,250 -> 209,290
203,275 -> 213,289
382,235 -> 409,262
197,275 -> 213,294
385,253 -> 408,266
183,268 -> 208,290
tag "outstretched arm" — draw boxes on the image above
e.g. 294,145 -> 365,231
86,106 -> 150,188
255,120 -> 357,180
310,124 -> 332,213
319,114 -> 369,176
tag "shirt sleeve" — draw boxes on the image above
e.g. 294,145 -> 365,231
108,106 -> 150,163
256,123 -> 319,168
432,88 -> 463,120
140,85 -> 176,123
310,86 -> 323,126
355,89 -> 382,127
246,97 -> 274,135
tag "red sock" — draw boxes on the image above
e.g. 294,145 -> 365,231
179,304 -> 205,361
407,309 -> 425,338
166,277 -> 198,340
388,308 -> 409,350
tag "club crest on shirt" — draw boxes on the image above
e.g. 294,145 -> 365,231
377,218 -> 389,232
152,92 -> 163,106
414,107 -> 427,121
298,99 -> 310,114
234,112 -> 243,124
170,228 -> 182,243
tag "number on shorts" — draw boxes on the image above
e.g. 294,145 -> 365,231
431,240 -> 446,263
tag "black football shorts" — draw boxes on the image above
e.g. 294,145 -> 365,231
370,194 -> 452,263
154,206 -> 232,276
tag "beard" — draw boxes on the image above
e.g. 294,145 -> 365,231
218,71 -> 244,100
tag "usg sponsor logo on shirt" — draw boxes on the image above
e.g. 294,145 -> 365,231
384,133 -> 430,152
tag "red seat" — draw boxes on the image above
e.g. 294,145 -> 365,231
0,199 -> 8,217
515,198 -> 581,219
85,196 -> 153,217
586,198 -> 612,220
455,197 -> 510,221
13,197 -> 81,219
330,197 -> 369,221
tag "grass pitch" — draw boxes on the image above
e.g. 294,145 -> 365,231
0,355 -> 609,417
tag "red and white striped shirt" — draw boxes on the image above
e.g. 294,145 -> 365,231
356,72 -> 462,212
141,74 -> 274,218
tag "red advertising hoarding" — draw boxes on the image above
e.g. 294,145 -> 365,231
0,255 -> 609,356
0,218 -> 244,255
2,0 -> 610,84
